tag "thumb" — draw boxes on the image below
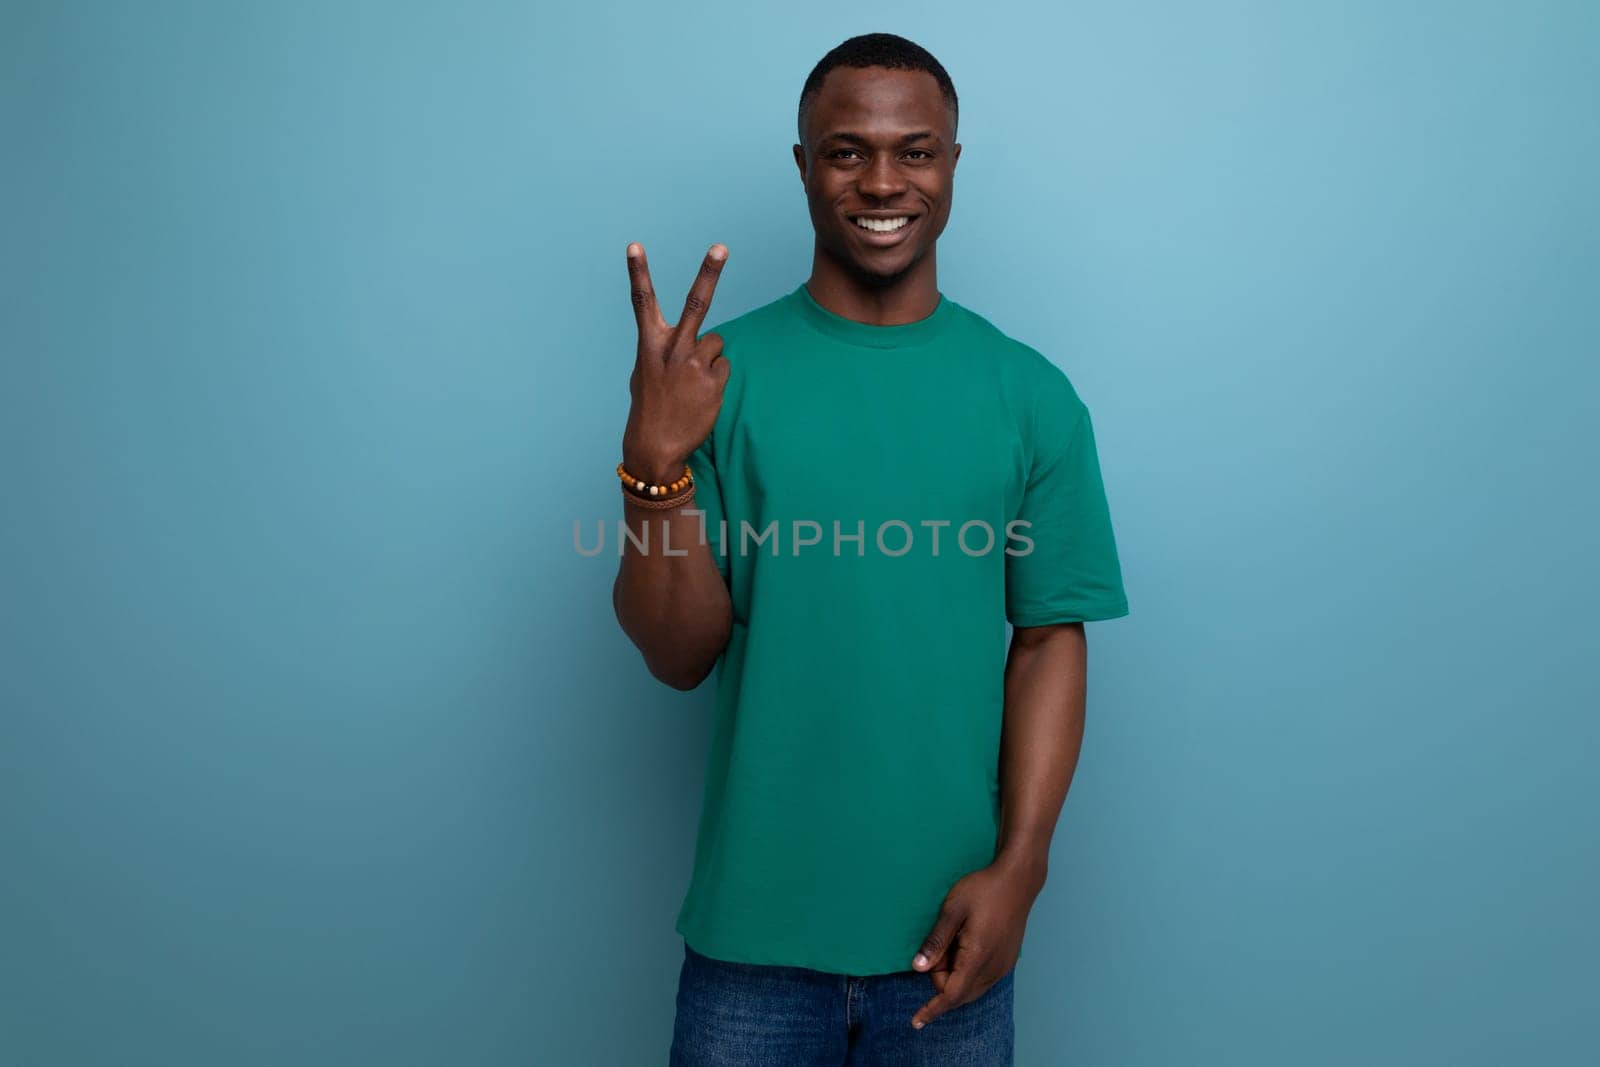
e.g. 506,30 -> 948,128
912,899 -> 966,972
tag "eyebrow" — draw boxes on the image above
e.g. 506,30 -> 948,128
822,130 -> 939,146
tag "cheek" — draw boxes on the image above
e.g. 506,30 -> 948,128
807,188 -> 840,218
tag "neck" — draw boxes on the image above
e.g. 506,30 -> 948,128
804,243 -> 941,326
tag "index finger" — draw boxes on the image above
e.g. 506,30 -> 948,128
675,244 -> 728,341
626,243 -> 667,334
911,980 -> 973,1030
911,951 -> 977,1030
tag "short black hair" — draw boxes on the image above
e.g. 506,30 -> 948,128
797,33 -> 958,147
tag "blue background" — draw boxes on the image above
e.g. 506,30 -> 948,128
3,1 -> 1595,1063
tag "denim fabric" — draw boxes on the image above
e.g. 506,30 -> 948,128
669,939 -> 1015,1066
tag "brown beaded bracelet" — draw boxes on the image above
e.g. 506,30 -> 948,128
621,483 -> 698,510
617,460 -> 694,499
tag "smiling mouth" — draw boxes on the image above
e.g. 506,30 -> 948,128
851,215 -> 916,234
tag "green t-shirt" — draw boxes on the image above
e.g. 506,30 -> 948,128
674,281 -> 1129,976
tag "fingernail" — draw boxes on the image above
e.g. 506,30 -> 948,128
912,1019 -> 924,1030
710,244 -> 727,260
913,953 -> 928,969
627,243 -> 641,256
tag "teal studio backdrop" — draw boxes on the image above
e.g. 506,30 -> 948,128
2,1 -> 1595,1064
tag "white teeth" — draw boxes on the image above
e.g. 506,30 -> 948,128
854,216 -> 911,233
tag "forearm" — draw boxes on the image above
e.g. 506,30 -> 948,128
992,622 -> 1088,889
610,240 -> 735,689
612,492 -> 732,690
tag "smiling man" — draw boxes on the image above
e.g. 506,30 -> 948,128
613,32 -> 1129,1065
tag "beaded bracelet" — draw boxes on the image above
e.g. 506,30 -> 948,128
617,460 -> 694,499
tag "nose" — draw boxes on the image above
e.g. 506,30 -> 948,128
857,153 -> 908,201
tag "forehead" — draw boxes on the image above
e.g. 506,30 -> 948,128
805,66 -> 951,142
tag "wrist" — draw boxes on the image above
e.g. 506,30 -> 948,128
992,846 -> 1049,895
620,449 -> 689,487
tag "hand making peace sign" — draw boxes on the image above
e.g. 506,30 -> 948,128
621,242 -> 731,485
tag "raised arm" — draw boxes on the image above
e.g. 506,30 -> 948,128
612,242 -> 735,690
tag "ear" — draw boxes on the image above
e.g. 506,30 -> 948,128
792,143 -> 807,184
952,142 -> 961,170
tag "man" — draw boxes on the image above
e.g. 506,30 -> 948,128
613,32 -> 1129,1064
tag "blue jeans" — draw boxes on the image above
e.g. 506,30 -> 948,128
669,939 -> 1015,1065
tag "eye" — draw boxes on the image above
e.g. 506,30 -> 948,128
905,150 -> 934,160
830,148 -> 862,160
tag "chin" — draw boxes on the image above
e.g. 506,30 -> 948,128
856,251 -> 921,282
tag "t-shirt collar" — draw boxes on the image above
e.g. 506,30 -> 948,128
791,282 -> 954,349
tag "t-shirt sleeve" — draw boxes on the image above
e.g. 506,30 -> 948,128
1005,374 -> 1130,627
686,433 -> 731,583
